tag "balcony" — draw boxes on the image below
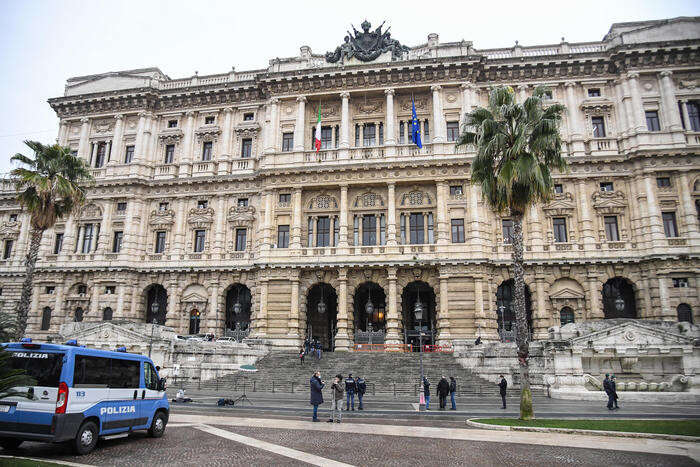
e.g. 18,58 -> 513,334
685,132 -> 700,146
585,137 -> 618,155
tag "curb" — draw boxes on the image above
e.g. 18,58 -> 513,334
465,419 -> 700,442
0,454 -> 94,466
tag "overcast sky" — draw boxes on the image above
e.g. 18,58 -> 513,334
1,0 -> 697,174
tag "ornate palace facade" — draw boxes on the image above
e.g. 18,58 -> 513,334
1,17 -> 699,350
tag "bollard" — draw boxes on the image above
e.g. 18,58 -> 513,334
291,382 -> 294,393
393,383 -> 396,398
272,380 -> 276,393
253,381 -> 256,392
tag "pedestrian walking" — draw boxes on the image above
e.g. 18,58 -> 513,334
603,373 -> 614,410
611,375 -> 620,410
449,376 -> 457,410
310,370 -> 325,422
423,377 -> 431,410
344,373 -> 356,411
299,347 -> 305,366
318,344 -> 322,360
437,376 -> 450,410
304,338 -> 310,355
498,375 -> 507,409
355,375 -> 366,410
328,374 -> 344,423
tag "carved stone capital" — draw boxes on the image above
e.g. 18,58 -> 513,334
626,71 -> 640,80
430,84 -> 442,92
224,107 -> 234,113
460,82 -> 474,91
114,114 -> 124,121
138,111 -> 148,118
186,110 -> 196,117
80,117 -> 90,124
340,91 -> 350,99
659,70 -> 673,78
269,98 -> 279,105
384,89 -> 395,96
564,81 -> 577,88
296,96 -> 307,103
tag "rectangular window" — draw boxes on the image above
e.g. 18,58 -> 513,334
354,124 -> 360,146
194,230 -> 206,252
446,121 -> 459,142
687,101 -> 700,131
282,132 -> 294,152
409,213 -> 425,244
168,119 -> 178,128
662,212 -> 678,238
378,123 -> 384,145
362,215 -> 377,246
105,286 -> 116,294
164,144 -> 175,164
277,225 -> 289,248
202,141 -> 213,161
603,216 -> 619,242
645,110 -> 661,132
553,217 -> 568,243
353,215 -> 359,246
279,193 -> 291,204
237,198 -> 248,207
451,219 -> 465,243
241,138 -> 252,158
235,228 -> 247,251
362,124 -> 376,147
587,88 -> 601,97
592,116 -> 606,137
9,214 -> 17,222
423,120 -> 430,144
502,219 -> 513,244
53,233 -> 64,254
321,126 -> 333,149
308,217 -> 314,247
197,200 -> 208,209
656,177 -> 671,187
400,214 -> 406,244
243,113 -> 254,121
600,182 -> 614,192
94,143 -> 106,168
112,231 -> 123,253
81,224 -> 93,253
542,90 -> 553,100
124,145 -> 134,164
73,355 -> 110,388
554,184 -> 563,194
158,202 -> 169,211
45,286 -> 55,294
155,231 -> 166,253
427,213 -> 434,243
205,116 -> 215,125
316,216 -> 330,247
333,217 -> 339,246
399,121 -> 405,144
449,185 -> 463,196
110,358 -> 140,389
380,214 -> 386,245
673,278 -> 689,288
116,202 -> 127,212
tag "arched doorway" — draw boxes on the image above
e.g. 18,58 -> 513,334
189,308 -> 201,334
602,277 -> 637,319
306,283 -> 338,351
145,284 -> 168,325
401,281 -> 436,349
40,307 -> 51,330
560,306 -> 575,326
102,307 -> 113,321
496,279 -> 533,342
225,284 -> 252,334
677,303 -> 693,324
74,307 -> 84,322
354,282 -> 386,344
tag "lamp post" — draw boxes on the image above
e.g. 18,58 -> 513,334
414,294 -> 425,411
148,300 -> 159,358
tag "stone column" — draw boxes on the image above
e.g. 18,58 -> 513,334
437,272 -> 451,343
459,82 -> 475,128
431,85 -> 446,143
564,81 -> 583,140
77,117 -> 90,160
219,108 -> 233,177
517,84 -> 528,103
613,79 -> 632,136
335,269 -> 351,351
207,281 -> 219,334
528,204 -> 544,251
288,276 -> 300,337
57,121 -> 69,146
54,282 -> 65,326
469,185 -> 482,251
384,89 -> 395,146
96,202 -> 111,253
261,190 -> 274,253
90,143 -> 98,168
90,283 -> 99,318
254,278 -> 269,338
657,276 -> 673,321
577,180 -> 595,247
290,188 -> 302,249
111,114 -> 124,164
339,92 -> 350,149
173,199 -> 187,256
338,185 -> 349,248
264,99 -> 279,153
587,273 -> 602,320
385,267 -> 400,345
435,181 -> 449,244
134,112 -> 148,163
626,72 -> 647,132
293,96 -> 306,152
679,173 -> 699,240
116,281 -> 125,317
179,111 -> 195,177
386,182 -> 397,247
534,274 -> 548,338
643,175 -> 665,244
213,196 -> 226,257
658,71 -> 682,132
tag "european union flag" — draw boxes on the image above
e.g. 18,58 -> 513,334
411,98 -> 422,149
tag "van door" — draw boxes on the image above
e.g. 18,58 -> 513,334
109,358 -> 142,430
72,355 -> 112,433
8,350 -> 64,436
140,362 -> 161,428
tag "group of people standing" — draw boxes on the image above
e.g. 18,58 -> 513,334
422,376 -> 458,410
603,374 -> 620,410
309,371 -> 367,422
300,338 -> 322,363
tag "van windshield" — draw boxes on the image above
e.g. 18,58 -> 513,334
8,351 -> 64,387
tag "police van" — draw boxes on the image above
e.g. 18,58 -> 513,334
0,338 -> 169,455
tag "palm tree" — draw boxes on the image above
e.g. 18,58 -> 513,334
456,86 -> 566,420
9,141 -> 92,339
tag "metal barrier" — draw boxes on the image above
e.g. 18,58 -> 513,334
353,343 -> 412,352
422,344 -> 454,353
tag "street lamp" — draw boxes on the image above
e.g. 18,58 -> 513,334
317,284 -> 327,314
414,293 -> 425,411
614,295 -> 625,313
148,301 -> 161,358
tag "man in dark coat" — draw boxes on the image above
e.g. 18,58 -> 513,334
603,373 -> 614,410
437,376 -> 450,410
611,375 -> 620,410
498,375 -> 507,409
345,373 -> 357,411
309,370 -> 325,422
355,375 -> 366,410
449,376 -> 457,410
423,377 -> 431,410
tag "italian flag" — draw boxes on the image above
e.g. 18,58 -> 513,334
314,106 -> 322,152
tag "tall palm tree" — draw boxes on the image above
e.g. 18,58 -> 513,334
9,141 -> 92,339
456,86 -> 566,420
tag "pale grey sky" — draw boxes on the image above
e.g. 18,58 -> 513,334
0,0 -> 698,174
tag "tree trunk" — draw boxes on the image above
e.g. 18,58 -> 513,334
511,212 -> 533,420
14,228 -> 45,340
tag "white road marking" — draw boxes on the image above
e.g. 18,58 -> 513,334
0,454 -> 94,467
194,423 -> 355,467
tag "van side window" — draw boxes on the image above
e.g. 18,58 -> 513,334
74,355 -> 110,387
111,359 -> 141,388
144,362 -> 159,390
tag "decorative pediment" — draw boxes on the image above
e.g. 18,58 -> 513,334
0,221 -> 21,240
400,98 -> 428,112
580,99 -> 615,116
355,100 -> 383,115
149,209 -> 175,228
92,119 -> 114,134
400,188 -> 433,206
78,203 -> 103,221
312,105 -> 339,119
188,207 -> 215,227
62,322 -> 151,343
307,193 -> 339,211
570,321 -> 695,347
227,206 -> 256,227
181,290 -> 208,304
158,128 -> 184,144
592,190 -> 627,214
195,125 -> 221,141
543,192 -> 575,216
234,122 -> 261,137
549,287 -> 586,301
353,191 -> 385,209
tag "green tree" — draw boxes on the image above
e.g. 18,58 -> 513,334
10,141 -> 92,339
456,86 -> 566,420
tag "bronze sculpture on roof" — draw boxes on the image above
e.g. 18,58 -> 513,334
325,20 -> 410,63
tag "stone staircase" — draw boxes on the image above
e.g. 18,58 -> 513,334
194,351 -> 501,397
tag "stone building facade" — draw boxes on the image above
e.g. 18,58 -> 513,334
1,17 -> 699,351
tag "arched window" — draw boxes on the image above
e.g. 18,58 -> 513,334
677,303 -> 693,324
40,307 -> 52,331
189,308 -> 201,335
103,307 -> 113,321
495,280 -> 533,342
74,307 -> 84,322
560,307 -> 575,326
602,277 -> 637,319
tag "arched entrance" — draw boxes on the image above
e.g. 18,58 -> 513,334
354,282 -> 386,344
306,283 -> 338,351
560,306 -> 575,326
189,308 -> 201,334
74,307 -> 84,322
401,281 -> 436,349
40,307 -> 51,330
225,284 -> 252,334
145,284 -> 168,325
677,303 -> 693,324
496,279 -> 533,342
102,307 -> 113,321
602,277 -> 637,319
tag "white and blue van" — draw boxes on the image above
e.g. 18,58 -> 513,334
0,338 -> 169,455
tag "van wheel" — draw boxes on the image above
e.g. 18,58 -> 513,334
73,421 -> 98,455
0,438 -> 23,450
148,411 -> 167,438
